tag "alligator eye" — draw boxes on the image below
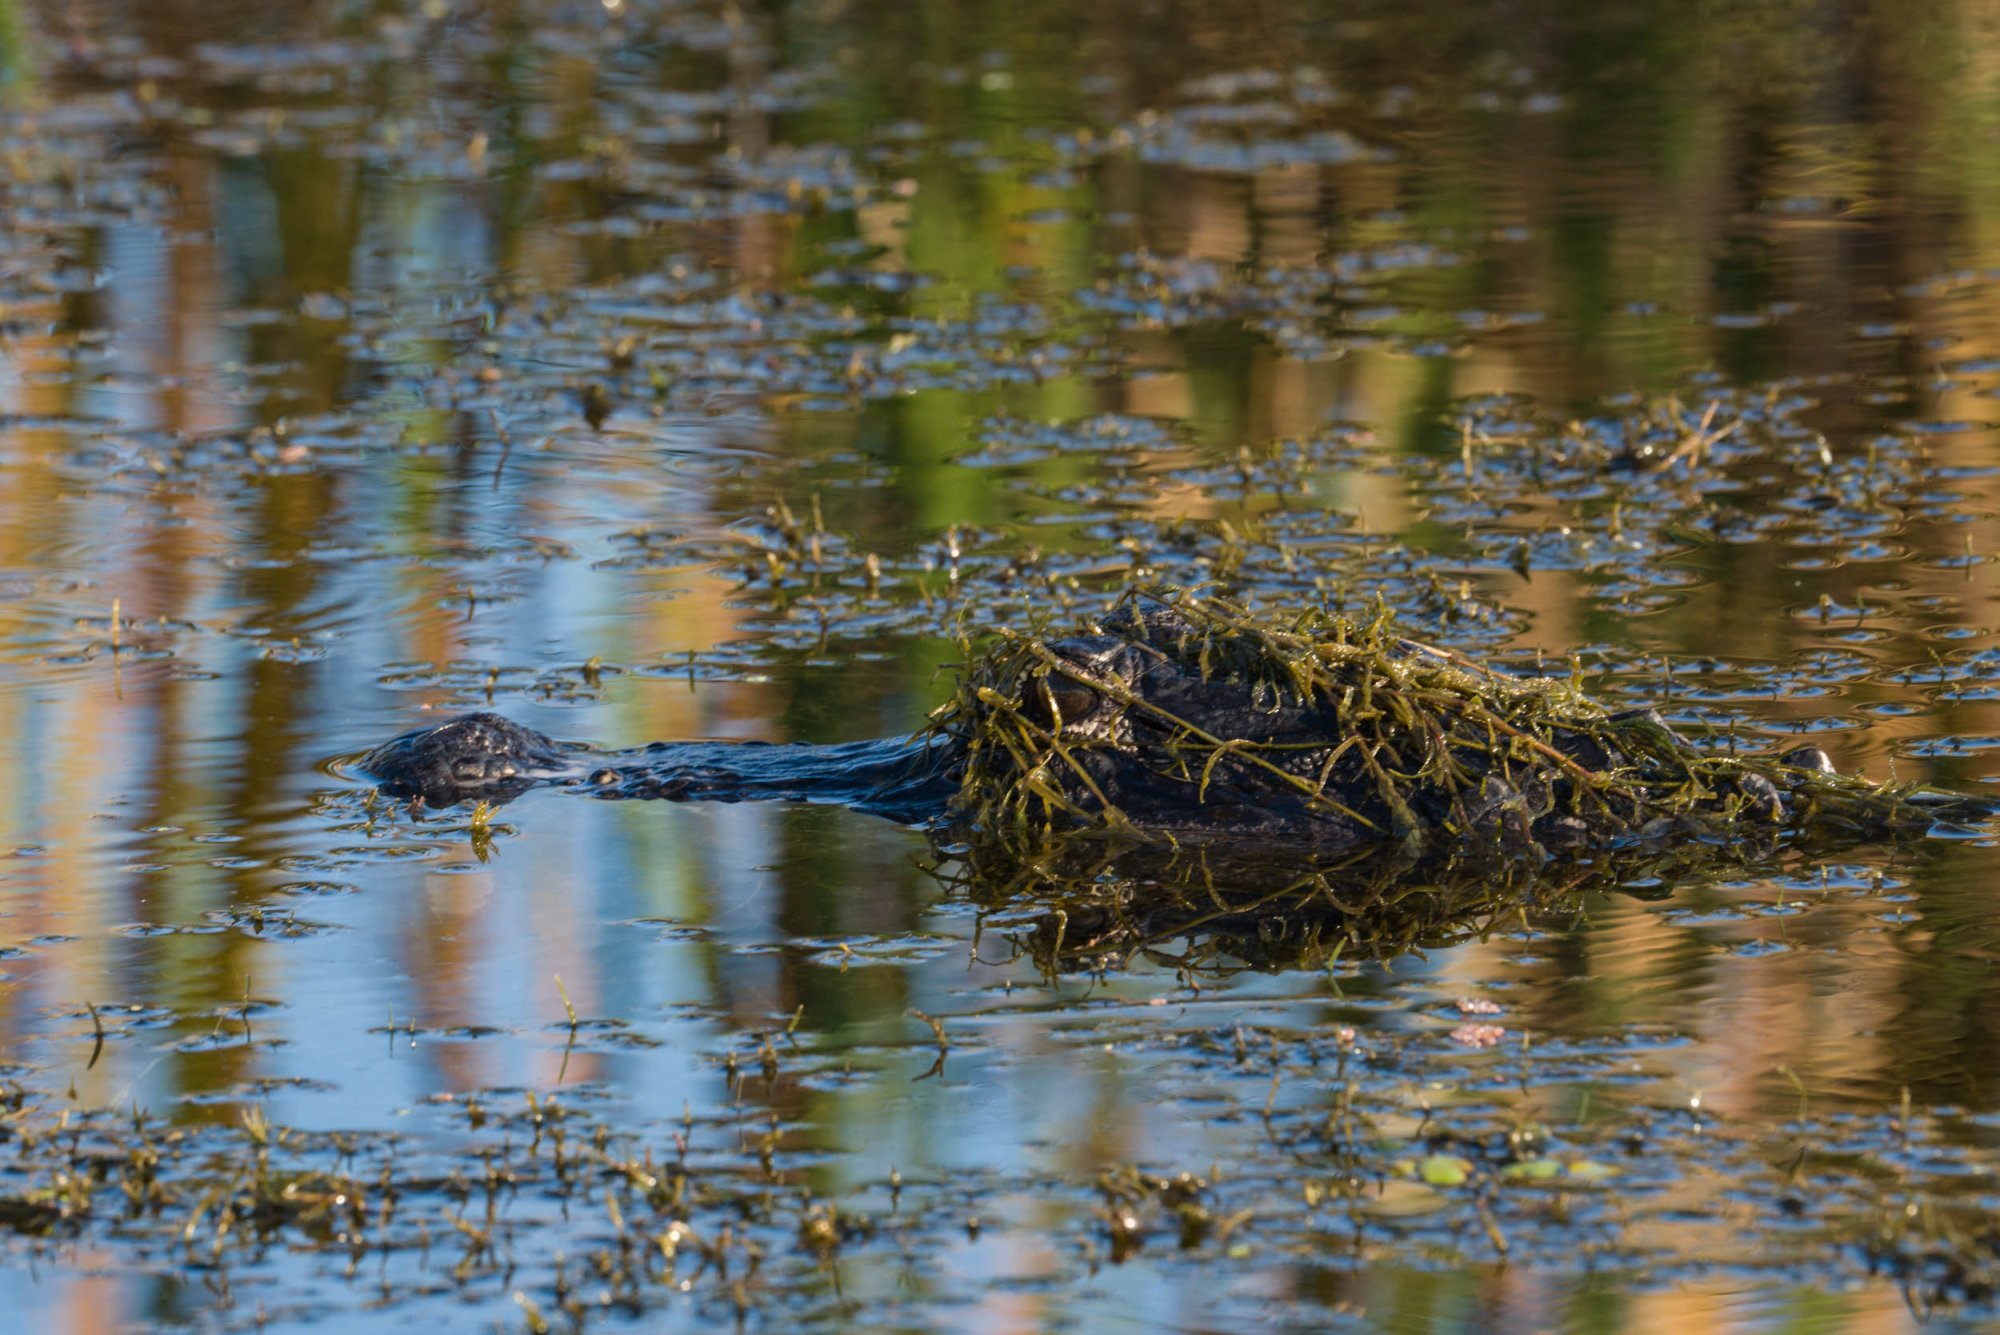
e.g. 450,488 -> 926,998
1020,675 -> 1100,730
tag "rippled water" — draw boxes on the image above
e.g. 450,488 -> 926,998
6,1 -> 2000,1330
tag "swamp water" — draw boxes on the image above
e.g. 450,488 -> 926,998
4,0 -> 2000,1330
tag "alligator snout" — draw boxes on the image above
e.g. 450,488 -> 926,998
359,712 -> 572,807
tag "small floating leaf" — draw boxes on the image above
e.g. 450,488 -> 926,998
1417,1154 -> 1472,1186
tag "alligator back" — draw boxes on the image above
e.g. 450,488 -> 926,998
936,592 -> 1991,856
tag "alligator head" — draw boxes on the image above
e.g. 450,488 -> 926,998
358,711 -> 576,807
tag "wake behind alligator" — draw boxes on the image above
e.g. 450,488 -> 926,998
357,592 -> 1994,860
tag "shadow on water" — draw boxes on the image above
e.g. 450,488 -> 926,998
939,832 -> 1923,977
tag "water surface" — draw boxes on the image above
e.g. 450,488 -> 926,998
4,1 -> 2000,1329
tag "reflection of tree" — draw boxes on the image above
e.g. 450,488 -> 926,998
1866,839 -> 2000,1103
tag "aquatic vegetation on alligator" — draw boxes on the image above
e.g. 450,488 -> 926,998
937,589 -> 1993,856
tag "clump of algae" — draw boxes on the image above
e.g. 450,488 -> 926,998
931,588 -> 1984,857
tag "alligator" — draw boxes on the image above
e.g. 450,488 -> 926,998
355,593 -> 1990,859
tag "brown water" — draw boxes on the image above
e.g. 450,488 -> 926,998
6,0 -> 2000,1330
